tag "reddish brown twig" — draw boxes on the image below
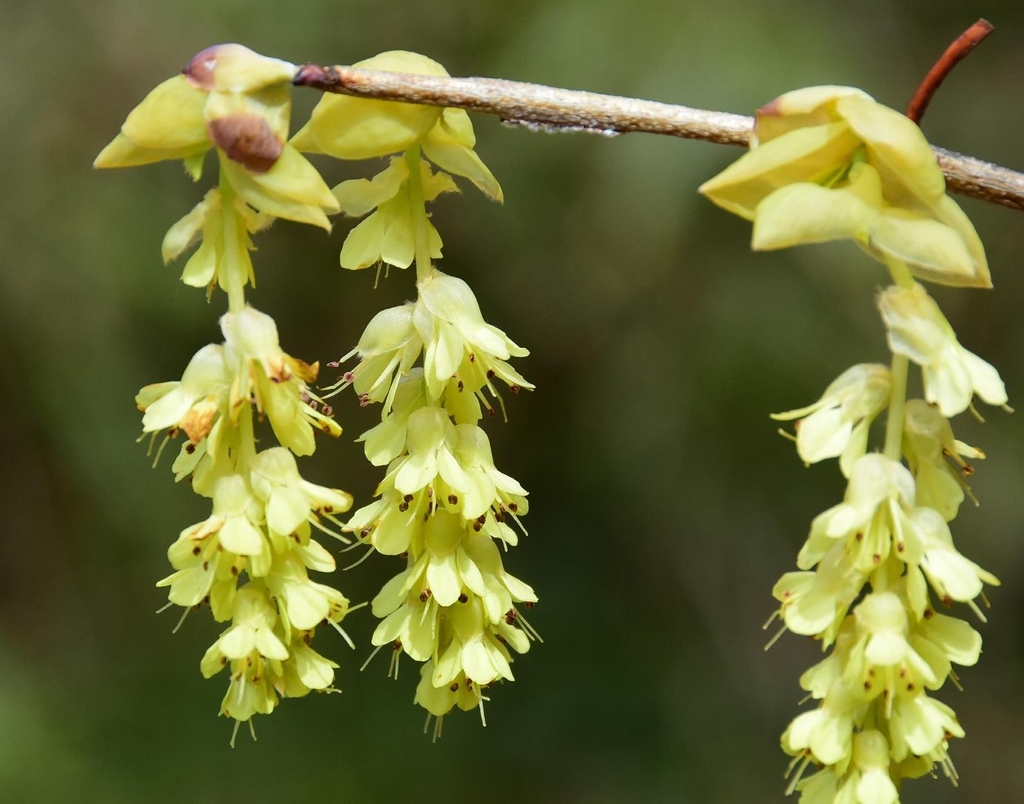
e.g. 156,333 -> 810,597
907,19 -> 994,124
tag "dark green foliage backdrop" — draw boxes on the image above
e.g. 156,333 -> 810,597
3,2 -> 1024,801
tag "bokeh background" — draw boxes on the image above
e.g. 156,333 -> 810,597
3,1 -> 1024,801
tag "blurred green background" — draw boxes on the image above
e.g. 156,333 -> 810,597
4,1 -> 1024,801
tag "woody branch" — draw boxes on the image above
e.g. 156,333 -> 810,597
294,64 -> 1024,213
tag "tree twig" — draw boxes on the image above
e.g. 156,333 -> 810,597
907,18 -> 994,125
294,63 -> 1024,213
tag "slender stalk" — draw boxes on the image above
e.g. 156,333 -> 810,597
405,146 -> 434,284
881,258 -> 914,462
237,397 -> 256,470
882,354 -> 909,462
293,63 -> 1024,213
218,171 -> 246,314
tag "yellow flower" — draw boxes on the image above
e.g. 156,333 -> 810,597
902,399 -> 984,521
292,50 -> 502,201
334,156 -> 454,270
879,283 -> 1007,416
137,343 -> 231,443
95,44 -> 338,229
220,307 -> 342,455
699,86 -> 989,288
771,363 -> 890,476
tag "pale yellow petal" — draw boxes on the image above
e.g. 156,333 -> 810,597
422,137 -> 502,201
186,44 -> 295,93
162,190 -> 217,263
120,75 -> 209,150
867,209 -> 976,283
332,158 -> 408,217
340,212 -> 387,270
94,132 -> 209,169
924,194 -> 991,288
699,121 -> 862,219
836,95 -> 945,206
755,85 -> 872,144
752,181 -> 878,250
222,146 -> 338,229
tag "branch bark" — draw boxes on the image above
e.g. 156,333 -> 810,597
294,64 -> 1024,213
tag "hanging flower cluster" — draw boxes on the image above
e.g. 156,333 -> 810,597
95,44 -> 354,744
295,51 -> 540,735
702,86 -> 1007,801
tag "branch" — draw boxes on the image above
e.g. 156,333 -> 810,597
294,64 -> 1024,213
906,18 -> 994,124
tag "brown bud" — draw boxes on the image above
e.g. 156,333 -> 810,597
207,114 -> 282,173
183,45 -> 226,90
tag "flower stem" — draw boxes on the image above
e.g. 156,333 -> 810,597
882,259 -> 913,462
219,169 -> 246,314
237,396 -> 257,470
405,146 -> 434,284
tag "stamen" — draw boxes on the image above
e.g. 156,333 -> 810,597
783,753 -> 812,795
966,598 -> 987,623
171,606 -> 191,634
775,428 -> 797,444
309,515 -> 353,544
388,643 -> 402,679
763,623 -> 787,651
360,644 -> 385,672
514,610 -> 543,643
327,619 -> 357,649
342,546 -> 376,569
477,693 -> 487,728
152,432 -> 173,467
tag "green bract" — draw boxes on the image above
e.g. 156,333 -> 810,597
699,86 -> 990,288
879,283 -> 1007,416
95,44 -> 338,234
292,50 -> 502,201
